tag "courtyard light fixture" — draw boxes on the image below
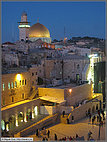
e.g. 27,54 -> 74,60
69,89 -> 72,93
16,74 -> 22,81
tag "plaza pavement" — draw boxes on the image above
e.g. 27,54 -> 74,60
29,116 -> 106,141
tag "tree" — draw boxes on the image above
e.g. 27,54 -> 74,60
53,39 -> 58,42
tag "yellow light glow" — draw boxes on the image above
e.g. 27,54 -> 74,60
16,119 -> 18,127
69,89 -> 72,93
32,110 -> 35,118
34,106 -> 38,115
16,74 -> 22,81
92,93 -> 102,98
6,124 -> 9,131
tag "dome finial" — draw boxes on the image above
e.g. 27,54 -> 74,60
37,17 -> 39,23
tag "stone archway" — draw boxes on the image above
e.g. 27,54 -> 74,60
18,112 -> 24,124
26,108 -> 32,121
9,115 -> 15,130
1,120 -> 5,131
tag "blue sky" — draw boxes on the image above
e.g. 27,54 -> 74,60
2,1 -> 105,43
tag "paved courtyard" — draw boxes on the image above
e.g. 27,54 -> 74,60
29,117 -> 106,141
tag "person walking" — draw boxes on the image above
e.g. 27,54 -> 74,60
101,110 -> 105,120
86,111 -> 88,117
98,110 -> 100,116
99,115 -> 102,122
54,133 -> 57,140
62,111 -> 65,118
30,111 -> 32,120
92,116 -> 96,124
76,134 -> 79,138
47,130 -> 50,138
87,130 -> 92,140
42,137 -> 45,141
92,118 -> 94,125
93,115 -> 96,120
100,120 -> 103,127
89,113 -> 92,122
36,129 -> 38,136
45,137 -> 48,141
69,136 -> 73,140
67,118 -> 69,124
97,115 -> 99,122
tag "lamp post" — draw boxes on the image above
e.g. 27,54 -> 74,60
92,99 -> 102,140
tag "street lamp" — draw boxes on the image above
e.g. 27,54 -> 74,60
92,99 -> 102,140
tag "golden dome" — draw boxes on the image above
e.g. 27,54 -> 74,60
29,23 -> 50,38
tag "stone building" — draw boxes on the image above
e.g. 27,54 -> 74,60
18,12 -> 30,41
4,53 -> 19,67
2,70 -> 31,107
44,54 -> 89,83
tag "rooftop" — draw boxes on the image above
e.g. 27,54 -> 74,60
2,67 -> 28,74
47,54 -> 89,60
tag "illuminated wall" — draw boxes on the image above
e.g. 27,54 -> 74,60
94,61 -> 105,101
38,88 -> 64,100
2,71 -> 31,107
64,83 -> 93,106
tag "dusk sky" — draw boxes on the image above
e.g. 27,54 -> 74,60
2,1 -> 105,43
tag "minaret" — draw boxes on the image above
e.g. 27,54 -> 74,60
18,12 -> 30,41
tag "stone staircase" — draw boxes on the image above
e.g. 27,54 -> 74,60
28,86 -> 38,100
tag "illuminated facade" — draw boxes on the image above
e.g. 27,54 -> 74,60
87,54 -> 100,84
18,12 -> 30,41
2,72 -> 31,106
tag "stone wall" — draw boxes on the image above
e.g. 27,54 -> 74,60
45,58 -> 89,81
1,98 -> 41,121
45,59 -> 62,80
19,113 -> 58,137
63,59 -> 89,80
38,88 -> 64,100
57,106 -> 74,114
68,94 -> 103,123
64,83 -> 93,106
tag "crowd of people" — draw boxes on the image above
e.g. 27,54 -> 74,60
42,133 -> 84,141
86,109 -> 105,126
35,109 -> 105,141
58,134 -> 84,141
